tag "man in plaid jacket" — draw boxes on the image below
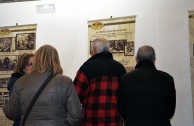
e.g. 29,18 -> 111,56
74,38 -> 126,126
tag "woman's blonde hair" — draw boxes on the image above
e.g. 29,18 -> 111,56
14,53 -> 34,74
32,45 -> 63,74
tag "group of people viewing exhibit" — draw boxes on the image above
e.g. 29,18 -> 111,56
3,37 -> 176,126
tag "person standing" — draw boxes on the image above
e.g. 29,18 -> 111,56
8,53 -> 34,94
74,38 -> 126,126
118,45 -> 176,126
4,45 -> 82,126
7,53 -> 34,126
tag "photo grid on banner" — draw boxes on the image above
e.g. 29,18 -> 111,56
88,16 -> 136,72
0,24 -> 37,126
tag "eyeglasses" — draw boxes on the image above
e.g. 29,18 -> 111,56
26,62 -> 33,67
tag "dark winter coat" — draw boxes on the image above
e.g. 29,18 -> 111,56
7,72 -> 23,126
7,72 -> 23,95
118,60 -> 176,126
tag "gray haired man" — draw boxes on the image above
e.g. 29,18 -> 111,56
74,38 -> 126,126
118,45 -> 176,126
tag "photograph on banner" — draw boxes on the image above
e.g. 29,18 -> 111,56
124,41 -> 134,56
0,92 -> 9,107
0,75 -> 11,88
0,55 -> 17,74
16,33 -> 35,50
88,16 -> 136,71
109,39 -> 126,53
0,37 -> 16,52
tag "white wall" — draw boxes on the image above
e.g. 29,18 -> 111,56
0,0 -> 193,125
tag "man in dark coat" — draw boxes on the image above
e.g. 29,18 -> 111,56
74,38 -> 126,126
118,45 -> 176,126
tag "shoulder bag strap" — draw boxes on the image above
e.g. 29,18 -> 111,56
22,73 -> 57,126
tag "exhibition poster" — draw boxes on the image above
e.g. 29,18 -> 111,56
0,24 -> 37,126
189,11 -> 194,117
88,16 -> 136,71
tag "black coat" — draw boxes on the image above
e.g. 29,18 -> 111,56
118,60 -> 176,126
7,72 -> 23,95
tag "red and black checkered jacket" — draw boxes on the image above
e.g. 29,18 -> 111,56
74,51 -> 126,126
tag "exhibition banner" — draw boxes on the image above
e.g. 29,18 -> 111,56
0,24 -> 37,126
88,16 -> 136,71
189,11 -> 194,118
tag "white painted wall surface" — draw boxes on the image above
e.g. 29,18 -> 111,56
0,0 -> 193,125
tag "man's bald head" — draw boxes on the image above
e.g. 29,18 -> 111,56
136,45 -> 156,63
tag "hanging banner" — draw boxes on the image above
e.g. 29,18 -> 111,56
0,24 -> 37,126
189,11 -> 194,119
88,16 -> 136,71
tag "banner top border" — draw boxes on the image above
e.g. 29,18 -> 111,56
88,15 -> 136,23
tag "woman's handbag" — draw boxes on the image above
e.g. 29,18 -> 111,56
22,73 -> 57,126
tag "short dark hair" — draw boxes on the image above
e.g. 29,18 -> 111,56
136,45 -> 155,62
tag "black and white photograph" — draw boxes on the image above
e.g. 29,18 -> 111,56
125,41 -> 134,56
0,56 -> 17,72
109,40 -> 126,53
0,37 -> 13,52
0,77 -> 9,88
0,92 -> 9,107
16,33 -> 35,50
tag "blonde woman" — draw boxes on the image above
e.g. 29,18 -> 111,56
4,45 -> 82,126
